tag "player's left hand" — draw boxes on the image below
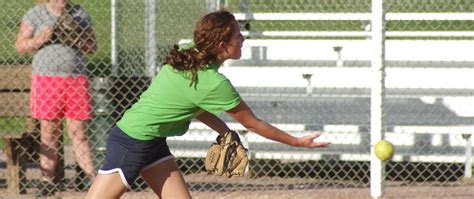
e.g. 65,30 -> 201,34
296,132 -> 330,148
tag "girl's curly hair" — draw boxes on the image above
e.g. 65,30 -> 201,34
164,9 -> 237,86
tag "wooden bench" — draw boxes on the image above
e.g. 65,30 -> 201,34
0,65 -> 65,195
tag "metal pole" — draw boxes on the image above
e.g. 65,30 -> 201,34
145,0 -> 157,77
219,0 -> 227,8
111,0 -> 118,76
370,0 -> 386,198
464,133 -> 472,178
206,0 -> 218,12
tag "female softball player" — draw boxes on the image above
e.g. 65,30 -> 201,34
86,9 -> 330,199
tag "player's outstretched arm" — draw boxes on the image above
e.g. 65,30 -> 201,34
226,100 -> 330,148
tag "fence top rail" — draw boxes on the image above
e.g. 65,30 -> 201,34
234,12 -> 474,21
241,31 -> 474,38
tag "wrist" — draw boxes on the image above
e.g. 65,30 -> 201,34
290,137 -> 300,147
32,37 -> 41,49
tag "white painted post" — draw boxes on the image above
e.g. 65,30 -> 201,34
145,0 -> 157,77
206,0 -> 225,11
219,0 -> 227,9
302,74 -> 313,94
111,0 -> 118,76
206,0 -> 213,12
370,0 -> 386,198
463,133 -> 472,179
333,46 -> 344,67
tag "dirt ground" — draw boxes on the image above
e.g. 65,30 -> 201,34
2,147 -> 474,199
2,184 -> 474,199
2,173 -> 474,199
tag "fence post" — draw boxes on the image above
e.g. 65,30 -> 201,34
145,0 -> 157,77
205,0 -> 227,11
111,0 -> 118,76
463,133 -> 472,179
370,0 -> 386,198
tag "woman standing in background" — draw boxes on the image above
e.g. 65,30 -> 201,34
15,0 -> 97,196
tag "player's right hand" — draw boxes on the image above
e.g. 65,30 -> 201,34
296,132 -> 331,148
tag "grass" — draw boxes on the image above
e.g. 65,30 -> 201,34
227,0 -> 474,13
0,117 -> 26,134
0,116 -> 26,150
0,116 -> 78,147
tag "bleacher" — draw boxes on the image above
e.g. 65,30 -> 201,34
169,11 -> 474,163
233,12 -> 474,38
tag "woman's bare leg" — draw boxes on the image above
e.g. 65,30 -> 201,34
141,158 -> 191,199
85,172 -> 127,199
66,118 -> 96,180
39,119 -> 62,181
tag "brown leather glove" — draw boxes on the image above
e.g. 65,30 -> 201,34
205,131 -> 249,177
52,6 -> 85,48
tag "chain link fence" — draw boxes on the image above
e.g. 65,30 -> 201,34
1,0 -> 474,198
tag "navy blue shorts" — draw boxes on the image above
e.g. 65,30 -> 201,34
98,125 -> 173,188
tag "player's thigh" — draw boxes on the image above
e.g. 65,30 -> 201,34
140,158 -> 191,199
86,173 -> 127,199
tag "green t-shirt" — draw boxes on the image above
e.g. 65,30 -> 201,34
117,64 -> 241,140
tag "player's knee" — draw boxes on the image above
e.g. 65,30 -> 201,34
86,178 -> 126,199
